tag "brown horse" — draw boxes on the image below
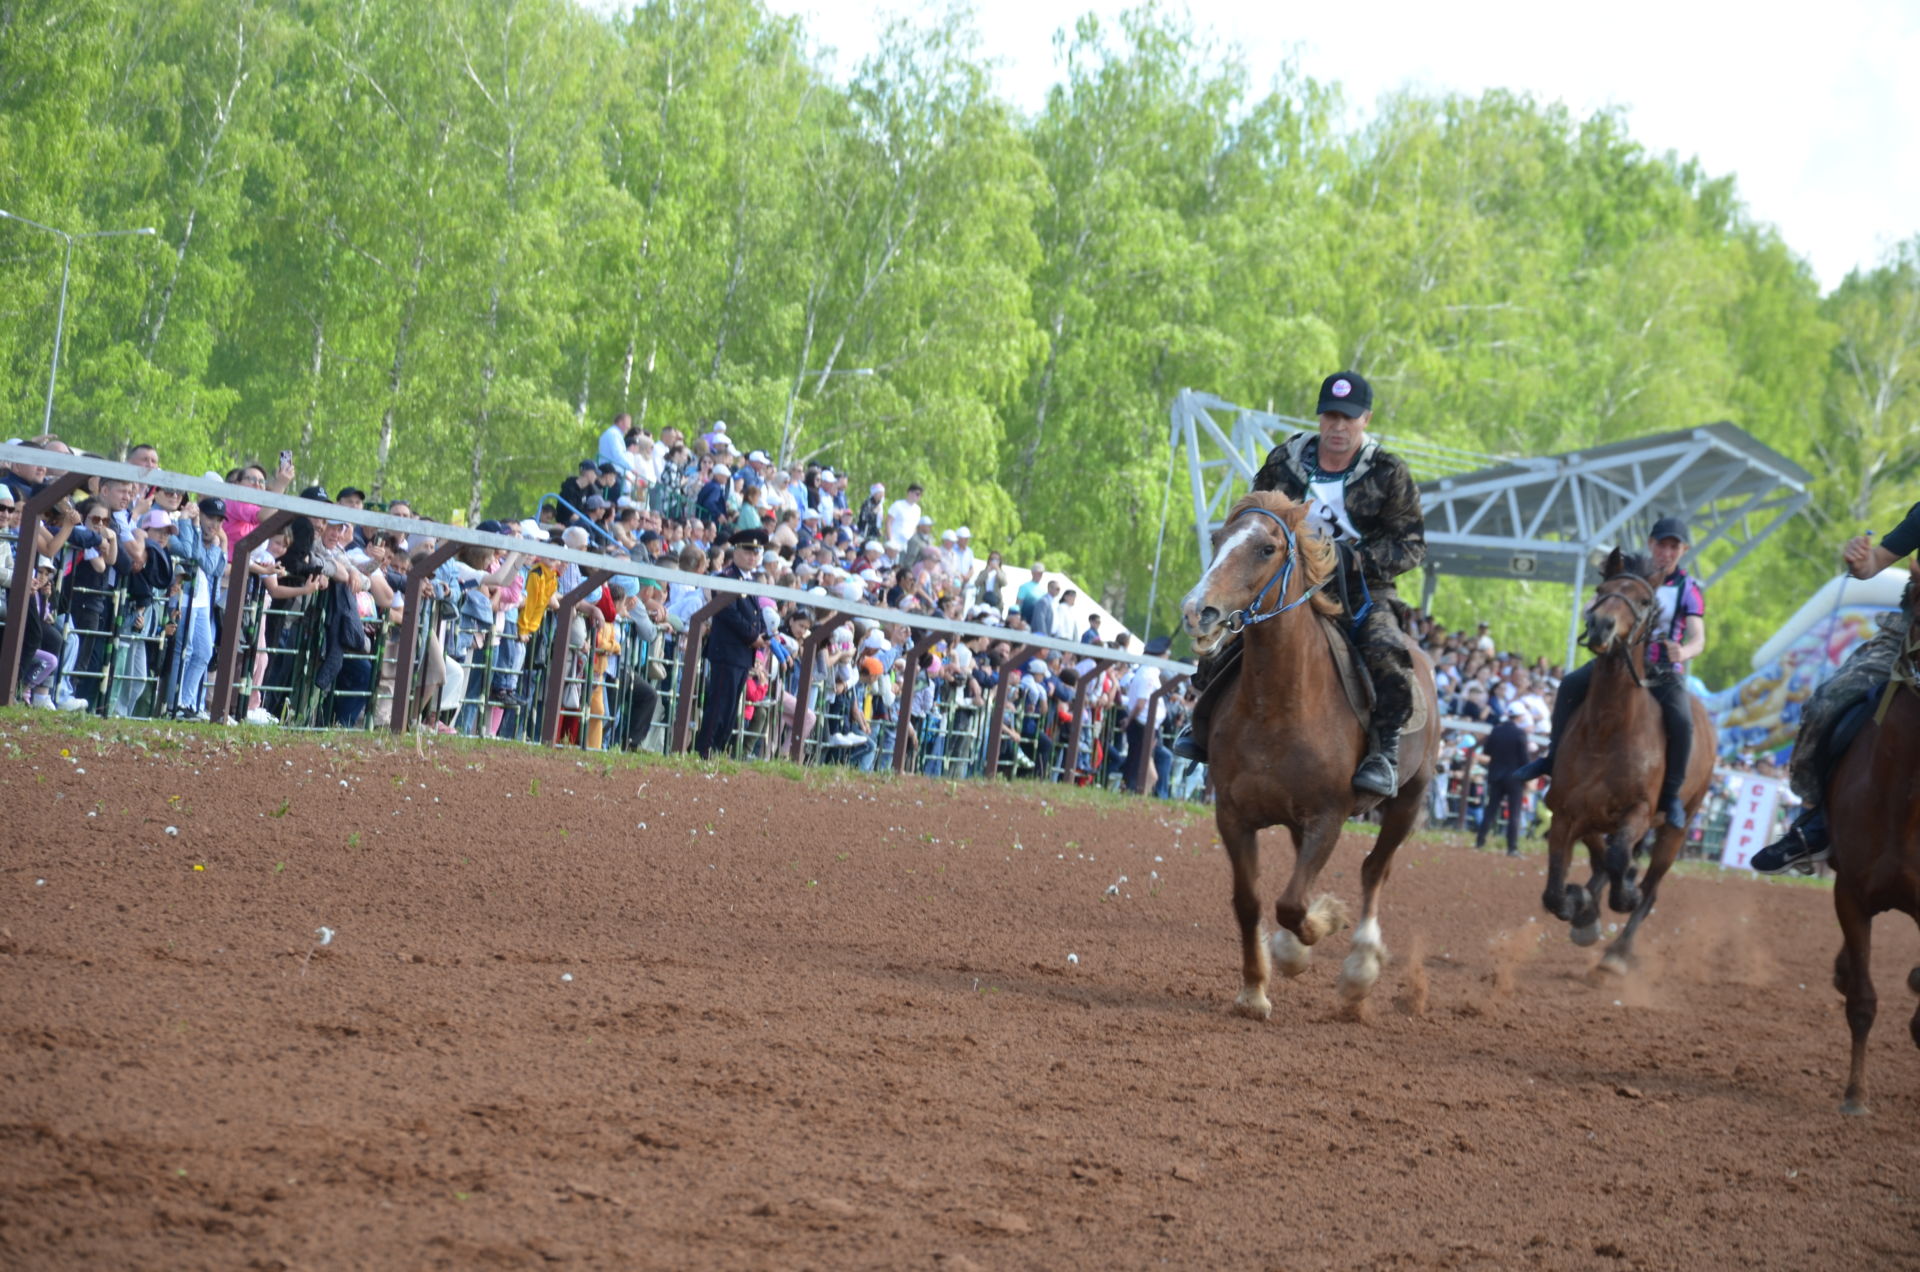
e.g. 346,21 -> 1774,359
1181,493 -> 1441,1019
1829,567 -> 1920,1117
1541,549 -> 1716,973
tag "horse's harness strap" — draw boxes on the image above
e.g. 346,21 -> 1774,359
1222,506 -> 1328,631
1591,572 -> 1658,689
1871,620 -> 1920,725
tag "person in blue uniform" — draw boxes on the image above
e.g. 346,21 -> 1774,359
695,527 -> 768,759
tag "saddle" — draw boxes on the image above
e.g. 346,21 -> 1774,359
1191,617 -> 1427,743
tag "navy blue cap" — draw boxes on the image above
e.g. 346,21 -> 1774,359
1316,371 -> 1372,418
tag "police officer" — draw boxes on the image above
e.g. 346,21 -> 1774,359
1174,370 -> 1427,796
694,527 -> 769,759
1752,502 -> 1920,872
1513,516 -> 1705,829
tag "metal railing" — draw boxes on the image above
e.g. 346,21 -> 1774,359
1,445 -> 1196,792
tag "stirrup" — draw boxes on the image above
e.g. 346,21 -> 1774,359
1352,750 -> 1397,797
1750,812 -> 1827,875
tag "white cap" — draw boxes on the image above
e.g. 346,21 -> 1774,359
516,518 -> 547,539
617,496 -> 642,510
713,464 -> 730,479
748,450 -> 769,464
712,420 -> 727,433
859,568 -> 881,583
940,529 -> 957,542
36,554 -> 56,570
870,483 -> 884,495
820,469 -> 837,481
802,508 -> 820,520
864,540 -> 883,553
918,514 -> 933,526
957,526 -> 971,538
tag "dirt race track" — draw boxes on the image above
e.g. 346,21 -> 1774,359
4,718 -> 1919,1271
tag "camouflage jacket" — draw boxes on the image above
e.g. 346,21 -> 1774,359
1251,434 -> 1426,595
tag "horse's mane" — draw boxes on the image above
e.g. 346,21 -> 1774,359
1606,549 -> 1658,581
1222,492 -> 1343,618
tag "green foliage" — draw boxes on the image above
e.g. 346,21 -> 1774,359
3,0 -> 1914,683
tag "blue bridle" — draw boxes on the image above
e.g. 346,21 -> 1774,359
1221,506 -> 1331,633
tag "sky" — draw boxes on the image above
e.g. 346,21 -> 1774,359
741,0 -> 1920,293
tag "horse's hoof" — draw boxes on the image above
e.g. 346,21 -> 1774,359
1570,922 -> 1602,948
1595,952 -> 1631,978
1269,929 -> 1312,979
1840,1097 -> 1869,1118
1233,989 -> 1272,1021
1338,948 -> 1384,1006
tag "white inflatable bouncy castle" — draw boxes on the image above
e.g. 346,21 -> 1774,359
1706,568 -> 1911,760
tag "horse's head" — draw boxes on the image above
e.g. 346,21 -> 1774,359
1582,547 -> 1658,656
1181,494 -> 1338,656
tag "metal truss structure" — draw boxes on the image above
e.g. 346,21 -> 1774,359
1170,389 -> 1812,663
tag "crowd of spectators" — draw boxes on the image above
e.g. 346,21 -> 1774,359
3,420 -> 1644,822
1,421 -> 1185,796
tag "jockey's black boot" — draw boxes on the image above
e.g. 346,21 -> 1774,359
1170,724 -> 1207,763
1352,727 -> 1399,797
1658,777 -> 1689,830
1751,806 -> 1829,874
1511,747 -> 1552,784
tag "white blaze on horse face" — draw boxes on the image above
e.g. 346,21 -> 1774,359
1183,519 -> 1262,630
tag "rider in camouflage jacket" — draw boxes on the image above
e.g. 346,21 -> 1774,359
1175,372 -> 1425,796
1753,499 -> 1919,873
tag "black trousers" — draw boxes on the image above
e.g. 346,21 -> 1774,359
623,678 -> 660,751
1551,662 -> 1691,798
1478,774 -> 1525,851
1123,720 -> 1151,793
695,660 -> 748,759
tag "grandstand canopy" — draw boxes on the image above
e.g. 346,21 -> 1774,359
1171,390 -> 1810,588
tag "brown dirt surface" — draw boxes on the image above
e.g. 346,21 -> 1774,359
4,715 -> 1920,1271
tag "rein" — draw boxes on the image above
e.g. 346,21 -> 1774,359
1222,507 -> 1328,633
1586,572 -> 1658,688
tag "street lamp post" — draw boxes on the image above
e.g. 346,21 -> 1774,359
778,365 -> 876,466
0,209 -> 157,434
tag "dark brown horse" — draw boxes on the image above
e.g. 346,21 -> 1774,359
1829,565 -> 1920,1117
1181,493 -> 1441,1018
1541,549 -> 1716,973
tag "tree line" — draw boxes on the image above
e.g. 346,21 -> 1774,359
2,0 -> 1915,683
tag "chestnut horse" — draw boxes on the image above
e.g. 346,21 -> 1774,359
1829,569 -> 1920,1117
1540,549 -> 1715,973
1181,493 -> 1441,1019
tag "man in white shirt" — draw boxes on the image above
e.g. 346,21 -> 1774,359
885,483 -> 924,551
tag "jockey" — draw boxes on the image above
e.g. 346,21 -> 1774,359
1751,503 -> 1920,873
1172,370 -> 1427,796
1512,516 -> 1705,829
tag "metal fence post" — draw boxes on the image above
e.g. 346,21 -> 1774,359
1064,658 -> 1112,785
538,569 -> 614,746
0,471 -> 87,705
889,627 -> 946,775
981,643 -> 1041,778
208,510 -> 296,722
667,592 -> 739,754
386,541 -> 461,735
788,608 -> 854,763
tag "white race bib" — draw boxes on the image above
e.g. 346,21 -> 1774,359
1306,477 -> 1358,542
